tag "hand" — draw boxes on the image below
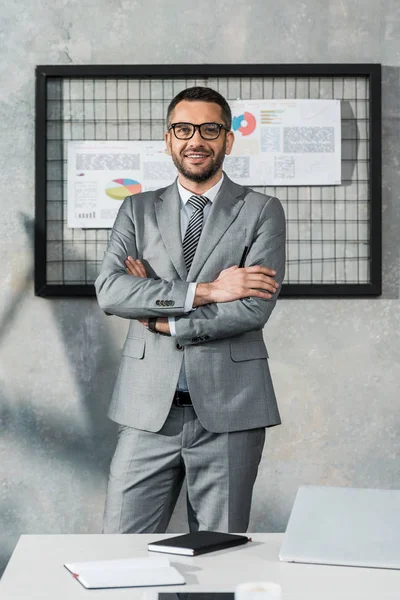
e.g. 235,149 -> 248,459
154,317 -> 170,335
194,265 -> 279,306
125,256 -> 147,278
138,317 -> 170,334
125,257 -> 148,326
124,257 -> 170,335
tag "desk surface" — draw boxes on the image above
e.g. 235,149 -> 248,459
1,533 -> 400,599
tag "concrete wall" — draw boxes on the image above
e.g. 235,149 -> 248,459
0,0 -> 399,575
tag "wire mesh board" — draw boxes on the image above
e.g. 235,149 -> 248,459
35,64 -> 381,297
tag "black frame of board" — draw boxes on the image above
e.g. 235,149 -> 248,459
35,63 -> 382,297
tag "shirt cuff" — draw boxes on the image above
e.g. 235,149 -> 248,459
169,283 -> 197,337
184,282 -> 197,312
168,317 -> 176,337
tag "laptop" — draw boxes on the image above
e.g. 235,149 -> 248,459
279,485 -> 400,569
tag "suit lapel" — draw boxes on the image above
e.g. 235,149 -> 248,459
188,176 -> 245,281
155,181 -> 187,280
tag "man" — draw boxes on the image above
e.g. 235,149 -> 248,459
95,86 -> 286,534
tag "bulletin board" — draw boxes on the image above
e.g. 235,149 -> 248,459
35,64 -> 381,297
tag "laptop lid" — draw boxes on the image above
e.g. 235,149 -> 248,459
279,485 -> 400,569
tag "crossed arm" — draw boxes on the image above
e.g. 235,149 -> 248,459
123,197 -> 286,342
125,258 -> 280,335
96,195 -> 286,343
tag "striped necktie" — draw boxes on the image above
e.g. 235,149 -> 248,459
182,194 -> 209,272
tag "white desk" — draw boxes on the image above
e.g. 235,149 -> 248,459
1,533 -> 400,599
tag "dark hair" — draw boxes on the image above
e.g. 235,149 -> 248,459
166,86 -> 232,130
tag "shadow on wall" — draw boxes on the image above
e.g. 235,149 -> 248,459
0,214 -> 119,575
341,66 -> 399,300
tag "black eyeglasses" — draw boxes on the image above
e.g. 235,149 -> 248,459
168,122 -> 230,140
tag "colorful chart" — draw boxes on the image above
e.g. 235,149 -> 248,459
232,111 -> 257,136
106,178 -> 142,200
261,110 -> 285,125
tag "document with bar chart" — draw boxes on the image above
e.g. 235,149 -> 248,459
226,99 -> 341,186
67,141 -> 175,228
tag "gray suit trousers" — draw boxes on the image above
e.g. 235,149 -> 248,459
103,405 -> 266,533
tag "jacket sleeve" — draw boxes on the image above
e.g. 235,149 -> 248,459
95,197 -> 190,319
174,196 -> 286,345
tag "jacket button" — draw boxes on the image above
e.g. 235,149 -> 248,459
176,343 -> 183,350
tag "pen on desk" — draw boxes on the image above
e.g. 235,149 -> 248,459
239,246 -> 249,268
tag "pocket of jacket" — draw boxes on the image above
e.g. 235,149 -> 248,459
122,337 -> 145,359
230,340 -> 268,362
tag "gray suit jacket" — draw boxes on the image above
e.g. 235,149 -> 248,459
95,174 -> 286,433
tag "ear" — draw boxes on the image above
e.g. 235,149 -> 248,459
225,131 -> 235,156
165,131 -> 172,155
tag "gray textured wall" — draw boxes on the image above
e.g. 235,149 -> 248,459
0,0 -> 399,576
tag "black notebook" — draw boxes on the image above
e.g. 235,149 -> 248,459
147,531 -> 250,556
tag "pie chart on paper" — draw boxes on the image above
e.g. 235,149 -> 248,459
105,178 -> 142,200
232,112 -> 257,136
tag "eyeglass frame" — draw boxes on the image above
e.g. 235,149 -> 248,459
168,122 -> 230,140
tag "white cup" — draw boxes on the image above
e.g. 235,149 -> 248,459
235,581 -> 282,600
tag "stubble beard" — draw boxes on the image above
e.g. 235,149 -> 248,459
171,144 -> 226,184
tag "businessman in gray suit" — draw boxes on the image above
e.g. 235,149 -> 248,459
95,86 -> 286,534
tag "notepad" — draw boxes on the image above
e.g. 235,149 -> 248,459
148,531 -> 250,556
64,556 -> 185,589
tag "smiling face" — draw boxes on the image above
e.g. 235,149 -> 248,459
165,100 -> 234,193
